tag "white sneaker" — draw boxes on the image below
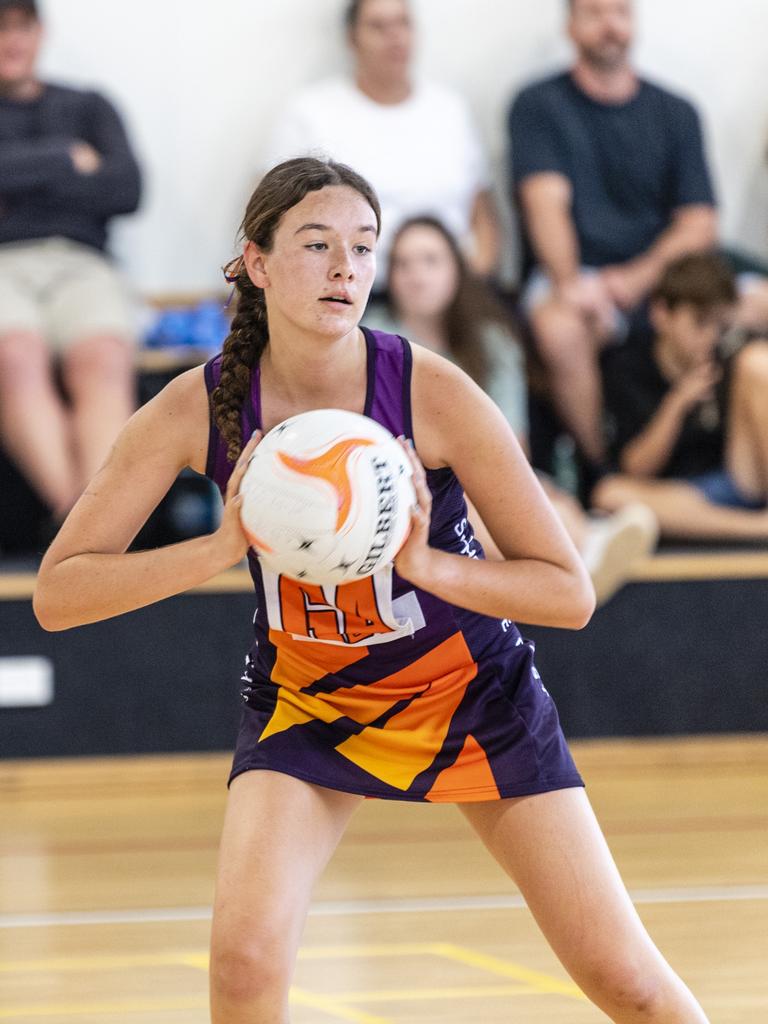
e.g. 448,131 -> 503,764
581,503 -> 659,607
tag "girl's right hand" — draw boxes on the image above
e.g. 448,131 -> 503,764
212,431 -> 262,568
671,361 -> 721,412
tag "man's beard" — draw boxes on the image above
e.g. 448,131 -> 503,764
0,70 -> 36,97
581,39 -> 630,72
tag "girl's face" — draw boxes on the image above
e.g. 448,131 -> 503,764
652,301 -> 732,367
245,186 -> 378,339
389,225 -> 460,320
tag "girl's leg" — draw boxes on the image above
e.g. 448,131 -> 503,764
210,770 -> 362,1024
592,473 -> 768,540
725,340 -> 768,500
540,477 -> 589,550
460,788 -> 709,1023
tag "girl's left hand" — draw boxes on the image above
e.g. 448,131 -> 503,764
393,438 -> 434,586
211,430 -> 263,568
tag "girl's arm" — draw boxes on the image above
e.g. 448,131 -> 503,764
34,367 -> 258,632
619,361 -> 721,477
618,391 -> 688,477
396,348 -> 595,629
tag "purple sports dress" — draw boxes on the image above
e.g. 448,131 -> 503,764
203,328 -> 583,801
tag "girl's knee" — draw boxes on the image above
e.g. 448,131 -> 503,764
210,917 -> 296,1003
584,959 -> 670,1019
733,339 -> 768,388
210,933 -> 293,1006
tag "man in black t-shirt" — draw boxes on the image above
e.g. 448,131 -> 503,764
508,0 -> 718,469
594,254 -> 768,542
0,0 -> 141,524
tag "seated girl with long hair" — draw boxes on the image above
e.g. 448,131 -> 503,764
372,215 -> 658,604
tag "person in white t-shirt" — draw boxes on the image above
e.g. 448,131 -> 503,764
262,0 -> 499,286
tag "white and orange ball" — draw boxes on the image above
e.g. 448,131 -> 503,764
239,409 -> 415,585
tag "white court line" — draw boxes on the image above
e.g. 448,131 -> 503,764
1,885 -> 768,930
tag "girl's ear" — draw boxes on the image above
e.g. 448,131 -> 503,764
243,240 -> 269,289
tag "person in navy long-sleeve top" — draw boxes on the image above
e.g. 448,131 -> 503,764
0,0 -> 142,527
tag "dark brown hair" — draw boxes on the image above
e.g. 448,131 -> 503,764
344,0 -> 366,31
0,0 -> 39,19
651,252 -> 737,313
213,157 -> 381,462
387,216 -> 519,391
566,0 -> 632,11
345,0 -> 409,32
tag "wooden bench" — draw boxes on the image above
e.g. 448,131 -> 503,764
3,548 -> 768,600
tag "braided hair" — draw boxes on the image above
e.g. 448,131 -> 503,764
212,157 -> 381,462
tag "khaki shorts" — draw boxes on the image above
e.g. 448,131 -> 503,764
0,238 -> 136,351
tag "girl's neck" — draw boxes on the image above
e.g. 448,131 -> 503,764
399,311 -> 448,354
260,324 -> 368,418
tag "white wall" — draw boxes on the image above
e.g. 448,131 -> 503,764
39,0 -> 768,293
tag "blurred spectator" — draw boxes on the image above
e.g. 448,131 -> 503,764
371,216 -> 658,604
0,0 -> 141,525
594,253 -> 768,540
508,0 -> 719,469
263,0 -> 499,287
374,216 -> 527,434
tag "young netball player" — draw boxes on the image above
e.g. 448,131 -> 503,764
34,158 -> 710,1023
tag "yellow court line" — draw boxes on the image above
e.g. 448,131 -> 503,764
326,984 -> 544,1002
291,987 -> 393,1024
0,942 -> 457,974
0,952 -> 199,974
0,986 -> 391,1024
176,952 -> 209,971
433,943 -> 586,1000
0,942 -> 583,1021
298,942 -> 447,960
0,995 -> 208,1019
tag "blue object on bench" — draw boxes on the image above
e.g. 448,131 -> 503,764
143,300 -> 230,351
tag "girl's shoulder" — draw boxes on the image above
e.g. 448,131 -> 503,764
126,364 -> 210,474
411,339 -> 483,440
161,363 -> 210,412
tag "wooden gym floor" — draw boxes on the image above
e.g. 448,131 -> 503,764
1,735 -> 767,1023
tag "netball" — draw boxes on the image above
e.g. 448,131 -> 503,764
238,408 -> 415,585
